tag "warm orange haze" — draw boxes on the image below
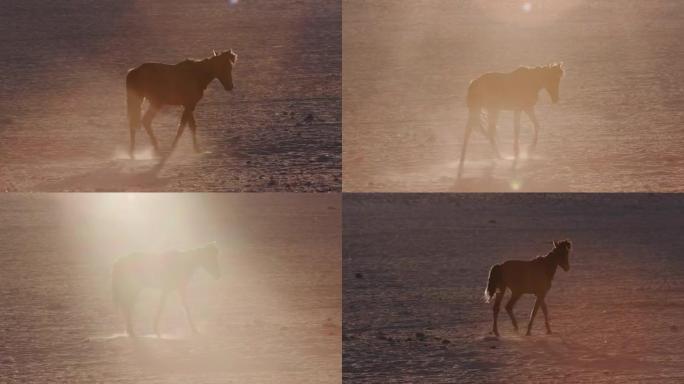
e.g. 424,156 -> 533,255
0,0 -> 341,192
343,194 -> 684,383
343,0 -> 684,192
0,194 -> 341,383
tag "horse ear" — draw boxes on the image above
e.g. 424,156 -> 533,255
213,49 -> 218,57
553,240 -> 559,247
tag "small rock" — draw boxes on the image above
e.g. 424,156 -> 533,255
415,332 -> 426,341
355,272 -> 363,279
442,339 -> 451,345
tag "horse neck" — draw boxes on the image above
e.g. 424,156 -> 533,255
179,249 -> 204,276
195,60 -> 217,90
542,251 -> 560,281
529,68 -> 549,91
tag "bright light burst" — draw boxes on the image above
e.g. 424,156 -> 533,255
522,2 -> 532,13
228,0 -> 239,6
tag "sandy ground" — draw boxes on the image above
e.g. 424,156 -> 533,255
0,0 -> 340,192
0,194 -> 341,383
343,0 -> 684,192
343,194 -> 684,383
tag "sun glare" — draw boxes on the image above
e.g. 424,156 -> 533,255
522,2 -> 532,13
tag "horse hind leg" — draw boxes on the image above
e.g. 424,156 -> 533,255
505,291 -> 521,332
486,108 -> 501,159
126,90 -> 144,159
141,104 -> 160,155
526,294 -> 544,336
525,108 -> 541,152
187,112 -> 202,153
541,300 -> 552,334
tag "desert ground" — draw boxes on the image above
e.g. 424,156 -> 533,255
343,194 -> 684,383
0,0 -> 340,192
0,194 -> 341,383
343,0 -> 684,192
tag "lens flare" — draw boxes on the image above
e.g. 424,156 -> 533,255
522,2 -> 532,13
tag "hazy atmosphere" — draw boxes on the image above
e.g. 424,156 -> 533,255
343,0 -> 683,192
343,194 -> 684,382
0,0 -> 341,192
0,193 -> 340,383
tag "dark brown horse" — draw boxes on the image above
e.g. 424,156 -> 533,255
484,240 -> 572,336
458,64 -> 564,176
126,49 -> 238,158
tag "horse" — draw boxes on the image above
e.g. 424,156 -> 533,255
484,240 -> 572,337
111,242 -> 221,338
126,49 -> 238,158
457,63 -> 564,176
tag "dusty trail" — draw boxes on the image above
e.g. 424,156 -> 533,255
343,0 -> 684,192
0,194 -> 341,383
0,0 -> 341,192
343,194 -> 684,383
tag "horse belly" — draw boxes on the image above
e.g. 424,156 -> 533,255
116,254 -> 165,290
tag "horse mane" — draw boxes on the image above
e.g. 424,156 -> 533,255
513,63 -> 564,76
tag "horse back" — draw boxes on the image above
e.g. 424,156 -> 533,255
126,62 -> 203,106
500,259 -> 551,294
113,251 -> 188,290
468,68 -> 540,110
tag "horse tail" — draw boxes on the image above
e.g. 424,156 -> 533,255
484,264 -> 502,303
126,73 -> 143,132
466,79 -> 478,109
466,80 -> 485,131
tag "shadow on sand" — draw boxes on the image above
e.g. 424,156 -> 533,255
452,156 -> 570,192
33,158 -> 172,192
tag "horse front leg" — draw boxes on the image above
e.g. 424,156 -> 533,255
123,304 -> 136,338
541,300 -> 552,334
525,108 -> 540,152
170,110 -> 190,153
526,295 -> 543,336
154,291 -> 168,338
492,291 -> 504,336
513,110 -> 521,159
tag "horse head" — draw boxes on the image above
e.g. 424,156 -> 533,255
210,49 -> 238,91
543,63 -> 564,103
198,241 -> 221,279
552,239 -> 572,271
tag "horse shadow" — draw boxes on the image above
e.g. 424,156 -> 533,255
33,159 -> 172,192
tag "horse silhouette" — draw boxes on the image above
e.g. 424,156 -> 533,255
112,242 -> 221,337
458,64 -> 564,176
484,240 -> 572,336
126,50 -> 238,158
